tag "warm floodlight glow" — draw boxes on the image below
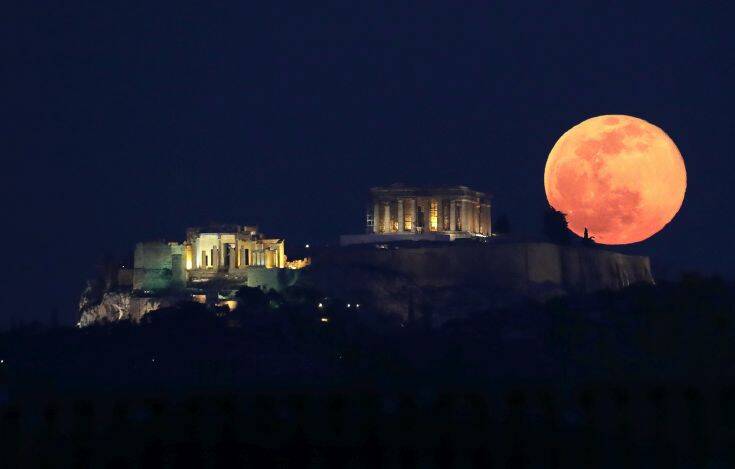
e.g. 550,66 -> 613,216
320,317 -> 329,323
184,245 -> 194,270
217,300 -> 238,311
544,115 -> 686,244
429,200 -> 439,231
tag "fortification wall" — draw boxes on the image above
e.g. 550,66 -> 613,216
246,267 -> 302,292
133,242 -> 173,291
170,244 -> 186,289
303,242 -> 653,324
77,292 -> 167,326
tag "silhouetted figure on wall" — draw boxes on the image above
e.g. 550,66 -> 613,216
582,227 -> 597,247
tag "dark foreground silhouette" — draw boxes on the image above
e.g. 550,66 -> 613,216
1,273 -> 734,466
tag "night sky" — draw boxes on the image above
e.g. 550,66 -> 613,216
4,2 -> 734,326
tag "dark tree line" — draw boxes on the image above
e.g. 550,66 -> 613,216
543,205 -> 596,246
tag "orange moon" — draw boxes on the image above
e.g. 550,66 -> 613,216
544,115 -> 686,245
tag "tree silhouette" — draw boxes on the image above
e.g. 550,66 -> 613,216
543,205 -> 572,244
235,286 -> 269,313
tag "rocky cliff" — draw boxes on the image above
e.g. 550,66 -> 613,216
302,241 -> 653,325
78,283 -> 167,326
78,241 -> 653,327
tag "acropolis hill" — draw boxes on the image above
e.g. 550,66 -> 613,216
78,184 -> 654,326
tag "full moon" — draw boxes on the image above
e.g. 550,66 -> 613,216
544,115 -> 686,245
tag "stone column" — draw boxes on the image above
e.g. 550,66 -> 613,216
419,198 -> 427,232
469,205 -> 474,233
184,244 -> 193,270
474,202 -> 481,233
469,202 -> 475,233
460,200 -> 469,234
467,200 -> 475,233
403,199 -> 416,232
383,202 -> 391,233
228,245 -> 236,271
449,199 -> 456,232
397,199 -> 404,232
373,202 -> 380,233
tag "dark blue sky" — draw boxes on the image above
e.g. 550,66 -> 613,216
4,2 -> 733,325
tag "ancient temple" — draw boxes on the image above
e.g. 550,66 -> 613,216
184,224 -> 285,272
341,184 -> 492,245
132,224 -> 290,292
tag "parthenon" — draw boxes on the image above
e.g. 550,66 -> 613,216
341,184 -> 491,245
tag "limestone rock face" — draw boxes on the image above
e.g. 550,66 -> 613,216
78,291 -> 164,327
304,242 -> 654,325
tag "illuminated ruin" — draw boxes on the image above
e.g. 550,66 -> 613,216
78,224 -> 308,326
341,184 -> 492,245
78,187 -> 654,328
132,224 -> 298,292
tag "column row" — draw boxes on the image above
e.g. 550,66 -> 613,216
374,197 -> 487,234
